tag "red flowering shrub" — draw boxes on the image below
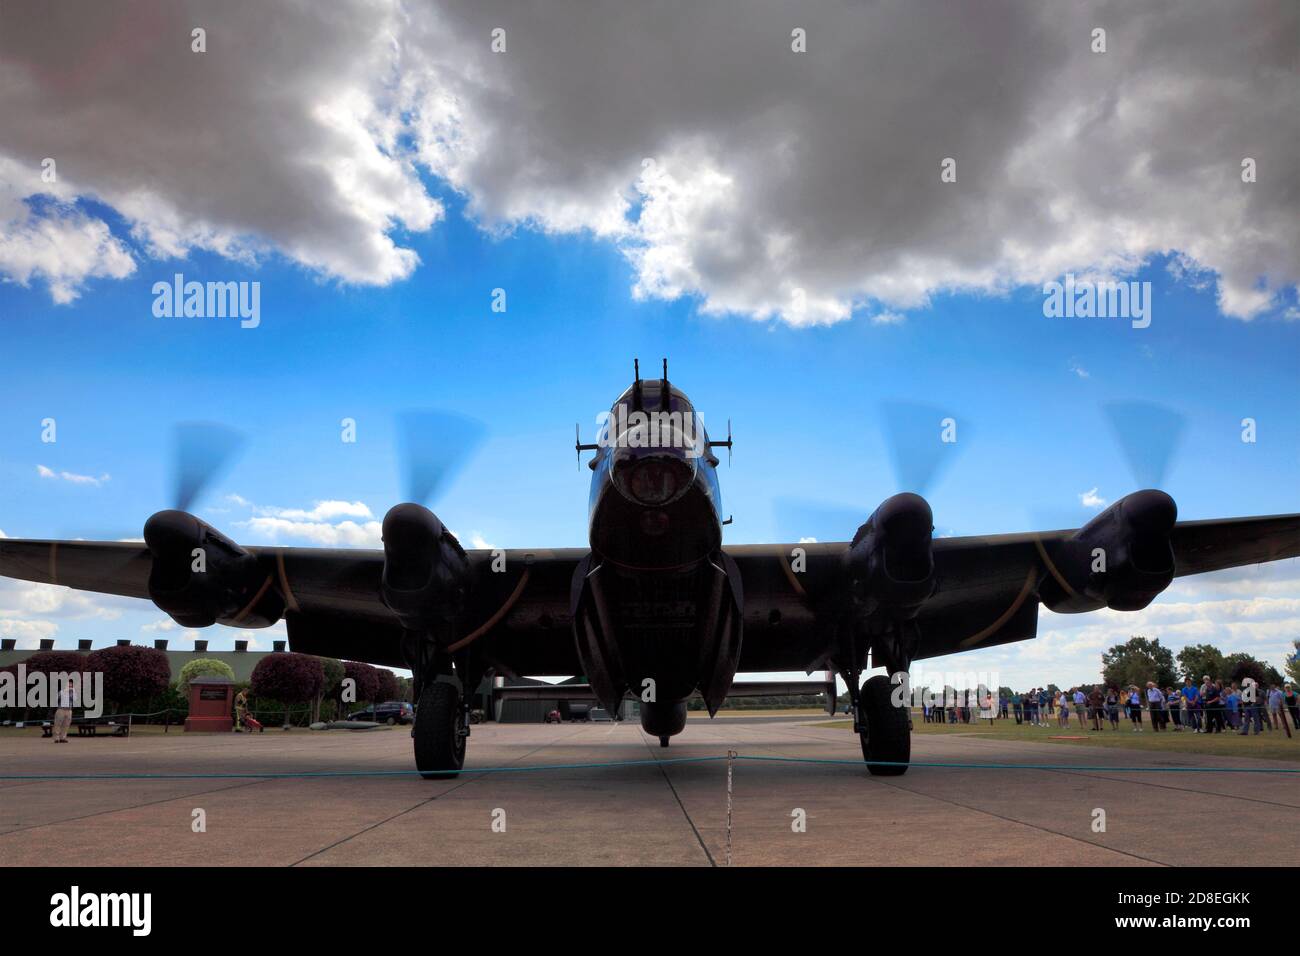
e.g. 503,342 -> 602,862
86,645 -> 170,708
250,652 -> 326,704
374,668 -> 400,703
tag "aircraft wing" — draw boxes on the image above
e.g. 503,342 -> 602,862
0,537 -> 585,672
730,512 -> 1300,671
1,512 -> 1296,673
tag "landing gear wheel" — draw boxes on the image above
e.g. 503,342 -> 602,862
659,735 -> 670,748
858,674 -> 910,776
414,681 -> 466,779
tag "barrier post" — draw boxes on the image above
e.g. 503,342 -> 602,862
725,749 -> 737,866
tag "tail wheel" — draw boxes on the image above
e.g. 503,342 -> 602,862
858,674 -> 910,776
414,681 -> 466,779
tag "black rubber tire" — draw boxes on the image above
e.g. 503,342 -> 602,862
386,716 -> 396,726
414,681 -> 466,779
858,674 -> 910,776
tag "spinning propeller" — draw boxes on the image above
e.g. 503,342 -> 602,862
773,401 -> 968,542
394,410 -> 487,508
1024,400 -> 1187,533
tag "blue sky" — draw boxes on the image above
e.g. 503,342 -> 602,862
1,0 -> 1297,688
2,186 -> 1297,686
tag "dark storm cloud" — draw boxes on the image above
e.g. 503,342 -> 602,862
1,0 -> 1295,321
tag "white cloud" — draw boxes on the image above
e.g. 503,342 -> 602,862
1069,359 -> 1090,379
0,618 -> 58,648
0,0 -> 441,301
1078,487 -> 1107,509
0,578 -> 126,621
0,157 -> 135,303
238,516 -> 382,549
405,1 -> 1299,325
254,500 -> 373,522
36,464 -> 110,486
0,1 -> 1293,322
235,498 -> 382,547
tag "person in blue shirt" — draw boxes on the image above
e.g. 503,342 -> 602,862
1225,685 -> 1241,729
1182,678 -> 1202,732
1239,678 -> 1263,735
1167,688 -> 1183,730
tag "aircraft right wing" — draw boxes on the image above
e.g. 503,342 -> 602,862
729,511 -> 1300,673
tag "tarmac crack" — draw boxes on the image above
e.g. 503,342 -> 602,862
638,730 -> 717,867
868,776 -> 1170,866
734,725 -> 1171,865
0,778 -> 269,838
288,729 -> 587,867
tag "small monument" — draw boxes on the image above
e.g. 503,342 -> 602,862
185,675 -> 234,732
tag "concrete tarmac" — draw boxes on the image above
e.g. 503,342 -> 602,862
1,719 -> 1295,866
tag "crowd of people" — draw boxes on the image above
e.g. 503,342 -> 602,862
920,678 -> 1298,738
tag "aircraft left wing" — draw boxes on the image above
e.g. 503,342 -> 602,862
0,537 -> 587,672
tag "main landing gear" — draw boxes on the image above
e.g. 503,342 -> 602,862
405,633 -> 475,780
837,622 -> 915,776
413,679 -> 468,779
854,674 -> 910,776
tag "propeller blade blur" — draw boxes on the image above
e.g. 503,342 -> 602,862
396,410 -> 486,506
174,422 -> 246,512
880,401 -> 964,496
1103,401 -> 1186,489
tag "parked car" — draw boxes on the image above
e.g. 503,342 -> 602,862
347,701 -> 414,725
589,707 -> 614,722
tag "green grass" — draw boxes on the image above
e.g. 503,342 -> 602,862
813,712 -> 1300,763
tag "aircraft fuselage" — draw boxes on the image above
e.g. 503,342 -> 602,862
574,374 -> 741,736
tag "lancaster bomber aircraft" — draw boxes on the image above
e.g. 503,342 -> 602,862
2,362 -> 1297,777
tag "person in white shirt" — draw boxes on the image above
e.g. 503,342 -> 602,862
1267,686 -> 1292,739
53,683 -> 77,743
1145,682 -> 1166,732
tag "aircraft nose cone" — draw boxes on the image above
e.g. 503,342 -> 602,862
610,449 -> 698,507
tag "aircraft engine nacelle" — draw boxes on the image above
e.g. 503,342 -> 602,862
1038,489 -> 1177,613
143,510 -> 284,629
845,492 -> 936,619
380,503 -> 471,632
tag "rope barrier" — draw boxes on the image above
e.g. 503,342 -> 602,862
2,752 -> 1296,780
